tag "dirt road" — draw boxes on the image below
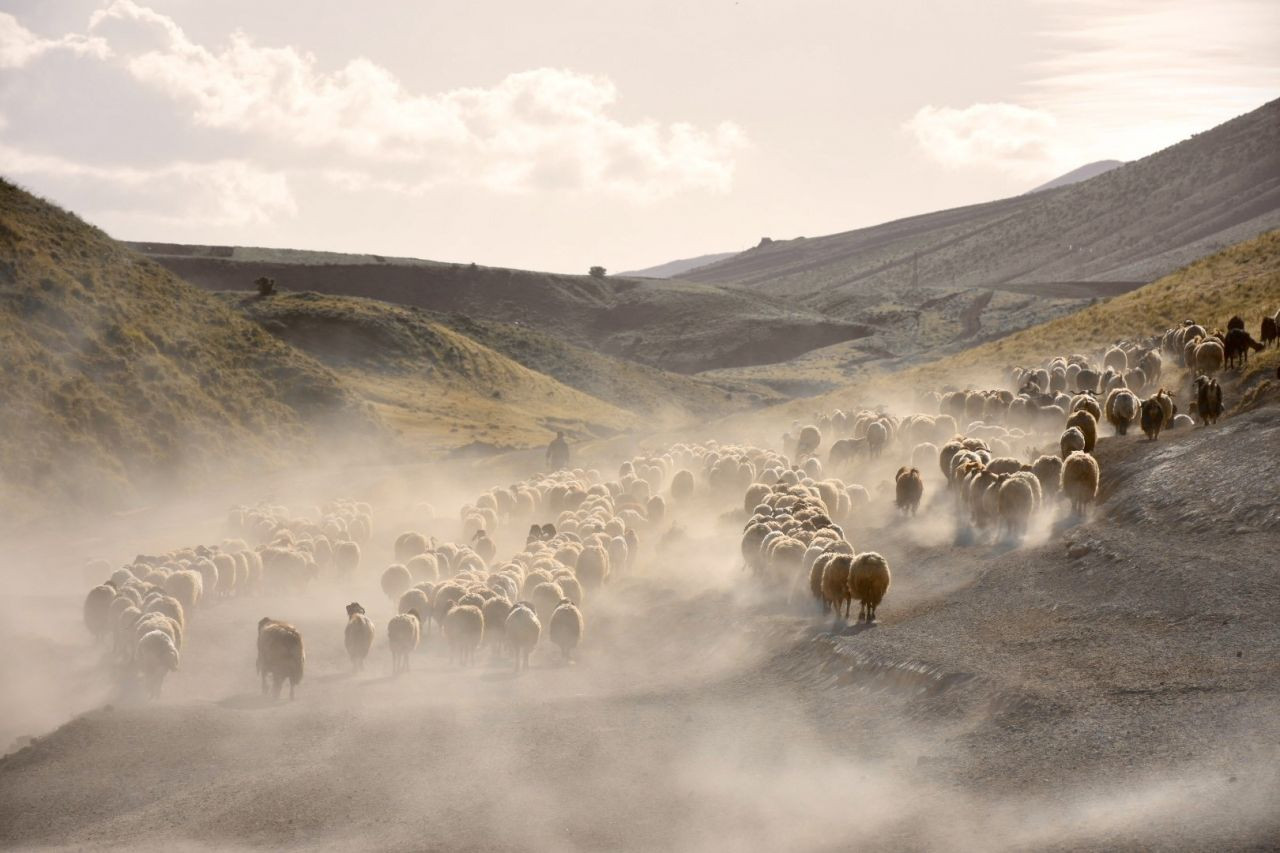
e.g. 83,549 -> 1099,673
2,407 -> 1278,851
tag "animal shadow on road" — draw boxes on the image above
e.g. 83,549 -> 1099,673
820,621 -> 877,638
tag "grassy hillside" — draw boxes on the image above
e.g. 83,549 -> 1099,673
127,244 -> 873,375
223,292 -> 642,453
0,180 -> 385,525
922,229 -> 1280,377
774,230 -> 1280,421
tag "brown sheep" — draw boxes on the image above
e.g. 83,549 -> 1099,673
997,473 -> 1038,540
1060,451 -> 1099,516
1223,328 -> 1264,368
820,554 -> 853,619
1030,455 -> 1063,501
1140,397 -> 1166,441
1261,315 -> 1278,348
808,552 -> 835,613
1071,393 -> 1103,422
344,602 -> 375,671
257,618 -> 304,700
894,467 -> 924,516
443,603 -> 485,666
1065,409 -> 1098,453
1060,426 -> 1086,459
848,552 -> 891,623
84,585 -> 116,642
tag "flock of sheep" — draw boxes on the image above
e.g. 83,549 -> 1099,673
78,309 -> 1264,702
769,311 -> 1261,559
78,452 -> 708,699
80,538 -> 263,699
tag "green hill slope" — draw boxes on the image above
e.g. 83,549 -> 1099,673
772,229 -> 1280,421
0,180 -> 384,525
222,292 -> 641,453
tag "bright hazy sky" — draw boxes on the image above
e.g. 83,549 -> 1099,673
2,0 -> 1277,273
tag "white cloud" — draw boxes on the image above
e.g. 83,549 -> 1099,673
1027,0 -> 1280,158
905,0 -> 1280,175
0,145 -> 295,227
82,0 -> 745,199
904,103 -> 1060,175
0,12 -> 109,68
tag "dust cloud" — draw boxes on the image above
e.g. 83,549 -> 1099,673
2,377 -> 1278,852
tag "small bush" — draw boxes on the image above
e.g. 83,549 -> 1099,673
588,266 -> 606,279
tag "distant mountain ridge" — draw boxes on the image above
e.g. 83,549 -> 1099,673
618,251 -> 741,279
1028,160 -> 1124,194
687,98 -> 1280,297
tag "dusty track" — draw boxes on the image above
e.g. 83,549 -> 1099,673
2,406 -> 1278,851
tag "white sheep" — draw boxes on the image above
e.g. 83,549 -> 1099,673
443,603 -> 485,667
135,630 -> 179,699
548,598 -> 584,663
163,570 -> 203,615
1104,388 -> 1139,436
381,564 -> 413,601
505,603 -> 541,673
333,540 -> 361,576
387,610 -> 421,675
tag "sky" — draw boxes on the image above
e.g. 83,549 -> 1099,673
1,0 -> 1277,273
